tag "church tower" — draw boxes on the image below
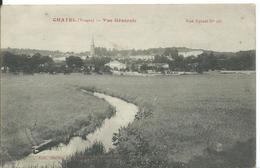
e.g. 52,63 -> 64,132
90,36 -> 95,57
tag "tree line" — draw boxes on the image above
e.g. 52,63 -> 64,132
0,51 -> 112,74
0,49 -> 255,74
153,48 -> 255,73
1,52 -> 54,74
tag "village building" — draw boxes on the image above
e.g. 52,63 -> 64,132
105,60 -> 126,71
178,50 -> 203,57
128,55 -> 155,61
53,56 -> 66,62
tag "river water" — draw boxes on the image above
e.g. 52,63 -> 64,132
2,90 -> 139,168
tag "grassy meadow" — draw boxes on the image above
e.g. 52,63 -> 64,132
1,73 -> 255,167
0,74 -> 115,163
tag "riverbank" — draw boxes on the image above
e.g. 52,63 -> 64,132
2,89 -> 138,168
1,74 -> 115,165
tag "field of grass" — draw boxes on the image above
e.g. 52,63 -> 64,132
64,73 -> 255,167
0,74 -> 115,163
1,73 -> 255,167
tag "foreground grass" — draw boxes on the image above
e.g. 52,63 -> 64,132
1,74 -> 115,164
1,73 -> 255,167
63,73 -> 255,168
61,138 -> 255,168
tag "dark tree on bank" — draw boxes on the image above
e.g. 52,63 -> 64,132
140,64 -> 148,72
228,50 -> 255,70
29,53 -> 54,73
65,56 -> 83,68
154,55 -> 169,63
158,48 -> 186,71
162,48 -> 178,58
197,52 -> 217,71
1,51 -> 21,72
85,57 -> 111,72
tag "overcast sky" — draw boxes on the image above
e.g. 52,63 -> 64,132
1,5 -> 255,52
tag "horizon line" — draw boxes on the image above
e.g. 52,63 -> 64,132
1,46 -> 256,54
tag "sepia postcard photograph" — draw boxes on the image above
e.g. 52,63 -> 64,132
0,4 -> 256,168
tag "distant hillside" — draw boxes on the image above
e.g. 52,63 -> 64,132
1,48 -> 89,58
1,47 -> 254,58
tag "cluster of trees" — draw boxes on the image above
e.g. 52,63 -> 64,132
0,51 -> 113,74
62,56 -> 111,74
65,56 -> 84,68
1,52 -> 54,73
153,48 -> 255,73
85,56 -> 111,72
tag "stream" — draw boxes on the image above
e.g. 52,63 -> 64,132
2,90 -> 139,168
